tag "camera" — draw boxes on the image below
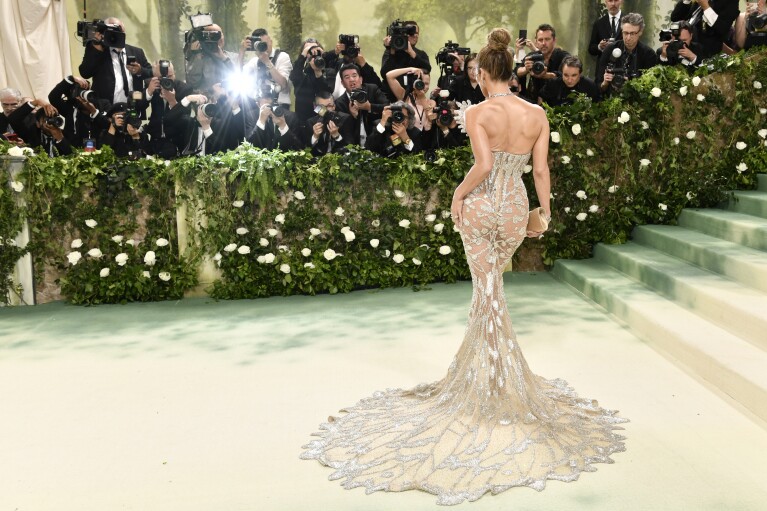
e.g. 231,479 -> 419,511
349,89 -> 368,103
76,19 -> 126,49
157,60 -> 175,90
197,29 -> 222,53
435,41 -> 471,66
749,12 -> 767,31
314,105 -> 341,126
435,101 -> 453,126
389,105 -> 406,124
67,81 -> 95,103
200,103 -> 218,117
659,22 -> 682,42
306,46 -> 325,70
388,19 -> 417,51
258,82 -> 285,117
525,52 -> 546,75
339,34 -> 360,59
665,40 -> 688,64
247,36 -> 268,52
45,115 -> 66,129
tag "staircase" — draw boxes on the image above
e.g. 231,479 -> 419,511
553,174 -> 767,426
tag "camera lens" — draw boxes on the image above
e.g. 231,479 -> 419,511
160,77 -> 175,90
532,61 -> 546,74
414,78 -> 425,91
391,110 -> 405,123
200,103 -> 218,117
272,104 -> 285,117
314,56 -> 326,69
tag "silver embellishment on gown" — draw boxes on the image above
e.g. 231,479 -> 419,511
301,151 -> 628,505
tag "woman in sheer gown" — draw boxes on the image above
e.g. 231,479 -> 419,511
301,28 -> 627,506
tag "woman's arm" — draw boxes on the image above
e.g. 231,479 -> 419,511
531,109 -> 551,220
451,106 -> 493,225
385,67 -> 419,101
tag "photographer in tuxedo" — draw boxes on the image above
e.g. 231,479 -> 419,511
303,92 -> 353,156
144,60 -> 194,158
334,64 -> 390,147
597,13 -> 658,96
78,17 -> 152,107
365,102 -> 422,158
47,75 -> 111,149
658,21 -> 704,69
670,0 -> 740,59
248,87 -> 303,151
540,56 -> 601,106
588,0 -> 624,78
290,39 -> 335,125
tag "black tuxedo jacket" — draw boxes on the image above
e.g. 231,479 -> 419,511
334,83 -> 390,146
78,42 -> 152,105
365,124 -> 422,157
145,79 -> 195,157
670,0 -> 740,59
540,76 -> 601,106
48,79 -> 112,147
589,14 -> 624,77
596,40 -> 659,92
303,111 -> 354,156
248,110 -> 303,151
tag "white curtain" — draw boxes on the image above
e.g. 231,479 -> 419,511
0,0 -> 71,98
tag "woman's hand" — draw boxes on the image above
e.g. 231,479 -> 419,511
451,192 -> 464,227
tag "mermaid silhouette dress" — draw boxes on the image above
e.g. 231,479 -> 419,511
301,151 -> 628,505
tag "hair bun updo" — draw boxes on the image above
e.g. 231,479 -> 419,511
486,28 -> 512,52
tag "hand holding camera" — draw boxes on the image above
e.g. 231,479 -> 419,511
126,56 -> 142,76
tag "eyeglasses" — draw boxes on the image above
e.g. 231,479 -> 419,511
623,30 -> 641,37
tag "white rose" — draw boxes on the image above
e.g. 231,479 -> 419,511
232,200 -> 245,208
236,227 -> 249,235
257,255 -> 266,263
384,250 -> 391,257
571,124 -> 581,135
87,248 -> 103,258
223,243 -> 237,253
564,207 -> 571,214
575,190 -> 587,200
67,251 -> 82,265
142,271 -> 151,278
392,254 -> 405,263
425,214 -> 437,222
294,191 -> 306,200
650,87 -> 662,97
304,262 -> 315,269
99,268 -> 110,278
736,162 -> 748,173
213,252 -> 222,262
439,245 -> 452,255
259,238 -> 269,247
754,81 -> 763,90
434,223 -> 445,233
735,141 -> 747,150
692,76 -> 701,87
679,86 -> 688,96
111,235 -> 124,244
686,191 -> 695,201
85,219 -> 98,228
126,239 -> 137,247
639,159 -> 650,168
586,149 -> 595,157
156,238 -> 169,247
10,181 -> 24,192
696,94 -> 705,102
323,248 -> 338,261
442,210 -> 451,219
343,230 -> 356,242
523,164 -> 532,173
412,258 -> 422,265
641,121 -> 649,130
673,137 -> 680,145
399,219 -> 411,228
278,245 -> 289,253
550,131 -> 561,143
334,207 -> 345,216
309,228 -> 321,237
7,146 -> 24,157
237,245 -> 251,254
279,263 -> 291,274
561,155 -> 571,164
371,219 -> 381,227
268,228 -> 278,237
758,129 -> 767,139
760,108 -> 767,115
71,238 -> 83,249
370,239 -> 380,248
301,248 -> 311,257
275,214 -> 285,224
589,205 -> 599,213
576,213 -> 588,221
115,253 -> 129,266
158,272 -> 171,281
686,130 -> 696,140
659,203 -> 668,211
608,185 -> 618,193
340,226 -> 350,233
144,250 -> 157,265
394,189 -> 405,198
618,111 -> 630,124
263,252 -> 276,263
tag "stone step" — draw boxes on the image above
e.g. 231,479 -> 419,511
632,224 -> 767,294
728,191 -> 767,219
553,259 -> 767,425
594,242 -> 767,350
758,174 -> 767,192
677,209 -> 767,252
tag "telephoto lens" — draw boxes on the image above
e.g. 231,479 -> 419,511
200,103 -> 218,117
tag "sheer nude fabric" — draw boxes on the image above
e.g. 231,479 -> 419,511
301,152 -> 628,505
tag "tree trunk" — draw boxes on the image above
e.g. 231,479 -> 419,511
157,0 -> 187,71
578,0 -> 603,78
271,0 -> 303,59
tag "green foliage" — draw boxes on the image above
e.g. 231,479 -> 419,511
0,146 -> 29,304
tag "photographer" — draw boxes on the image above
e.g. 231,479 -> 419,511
78,17 -> 152,106
670,0 -> 740,59
144,60 -> 195,158
98,102 -> 146,158
192,83 -> 255,154
447,55 -> 485,104
290,38 -> 335,125
4,96 -> 58,149
32,108 -> 74,157
434,42 -> 470,91
597,13 -> 658,96
539,56 -> 601,107
48,75 -> 111,149
516,24 -> 571,103
658,21 -> 703,68
248,85 -> 303,151
242,28 -> 292,110
365,101 -> 422,157
1,89 -> 28,144
303,91 -> 353,156
380,21 -> 432,101
588,0 -> 624,78
385,67 -> 435,131
327,35 -> 383,96
422,93 -> 466,153
733,0 -> 767,50
185,23 -> 239,93
335,63 -> 390,147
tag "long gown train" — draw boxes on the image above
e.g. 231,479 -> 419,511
300,152 -> 628,505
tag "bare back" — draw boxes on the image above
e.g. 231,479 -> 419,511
471,96 -> 546,155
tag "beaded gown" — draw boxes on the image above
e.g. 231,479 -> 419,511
301,151 -> 628,505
